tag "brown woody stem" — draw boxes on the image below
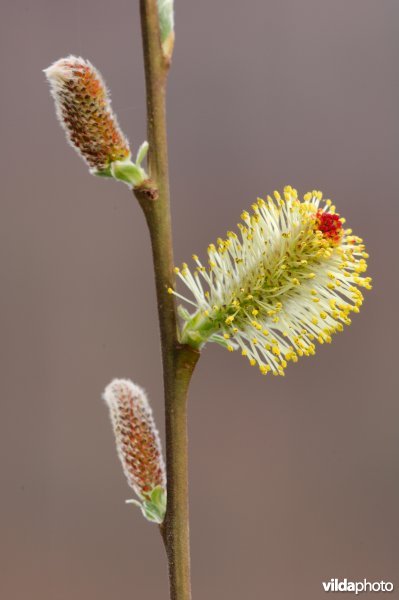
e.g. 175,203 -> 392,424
135,2 -> 199,599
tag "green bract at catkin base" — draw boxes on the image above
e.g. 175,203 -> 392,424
170,186 -> 371,377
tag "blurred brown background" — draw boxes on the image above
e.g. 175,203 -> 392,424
1,1 -> 398,598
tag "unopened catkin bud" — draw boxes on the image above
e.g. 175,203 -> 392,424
44,56 -> 130,173
103,379 -> 166,523
158,0 -> 175,59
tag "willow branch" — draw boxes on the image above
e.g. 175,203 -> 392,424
134,2 -> 199,599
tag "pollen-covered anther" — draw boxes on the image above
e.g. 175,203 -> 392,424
44,56 -> 130,172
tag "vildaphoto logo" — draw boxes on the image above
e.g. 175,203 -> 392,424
322,579 -> 394,594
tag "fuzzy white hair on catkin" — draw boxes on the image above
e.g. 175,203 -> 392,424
43,55 -> 107,91
103,378 -> 147,411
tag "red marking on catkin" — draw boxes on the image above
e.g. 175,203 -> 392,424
315,210 -> 343,243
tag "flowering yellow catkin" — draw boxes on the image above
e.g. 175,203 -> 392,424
103,379 -> 166,500
172,186 -> 371,376
44,56 -> 130,172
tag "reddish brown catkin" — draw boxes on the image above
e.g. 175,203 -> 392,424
103,379 -> 166,499
44,56 -> 130,172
